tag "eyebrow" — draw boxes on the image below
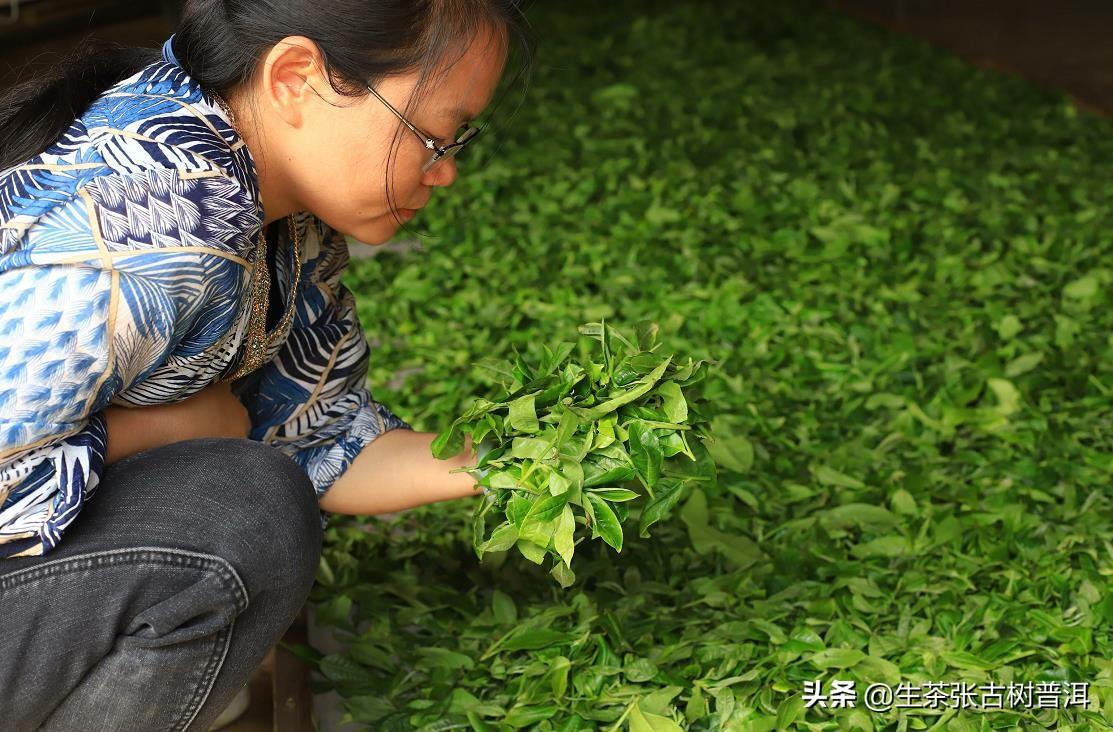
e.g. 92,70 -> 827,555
441,106 -> 477,124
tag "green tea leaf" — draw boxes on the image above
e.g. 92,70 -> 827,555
774,694 -> 804,730
641,686 -> 683,715
511,436 -> 556,461
519,514 -> 559,545
817,503 -> 899,532
629,421 -> 663,491
508,393 -> 540,433
516,537 -> 548,564
416,647 -> 475,670
657,380 -> 688,423
813,464 -> 866,489
554,504 -> 576,567
502,628 -> 578,652
548,656 -> 571,698
506,494 -> 533,527
638,481 -> 686,538
550,559 -> 576,588
628,704 -> 684,732
585,493 -> 623,551
809,648 -> 866,669
502,703 -> 559,728
1063,272 -> 1101,300
635,320 -> 659,351
685,684 -> 707,723
625,657 -> 659,682
987,377 -> 1021,416
851,535 -> 911,558
706,433 -> 753,475
491,590 -> 517,625
479,522 -> 519,554
583,453 -> 636,488
526,492 -> 570,523
314,594 -> 352,628
680,489 -> 763,567
567,356 -> 672,421
586,487 -> 640,502
1005,351 -> 1044,377
430,424 -> 464,459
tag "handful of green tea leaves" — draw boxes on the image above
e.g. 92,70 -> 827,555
431,321 -> 717,586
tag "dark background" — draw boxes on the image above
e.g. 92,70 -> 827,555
1,0 -> 1112,115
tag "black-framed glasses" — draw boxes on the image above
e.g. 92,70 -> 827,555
365,83 -> 481,173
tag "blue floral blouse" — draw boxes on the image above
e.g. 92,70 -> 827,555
0,55 -> 411,558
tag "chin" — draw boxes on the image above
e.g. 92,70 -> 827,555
312,209 -> 397,245
346,218 -> 399,247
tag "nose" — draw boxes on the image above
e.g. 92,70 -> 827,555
422,156 -> 458,187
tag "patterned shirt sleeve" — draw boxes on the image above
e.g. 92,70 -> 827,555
240,219 -> 412,522
0,168 -> 255,558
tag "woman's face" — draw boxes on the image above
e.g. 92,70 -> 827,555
252,24 -> 508,244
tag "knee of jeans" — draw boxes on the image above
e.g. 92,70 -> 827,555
182,437 -> 323,597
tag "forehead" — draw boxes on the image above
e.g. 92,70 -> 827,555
419,23 -> 508,120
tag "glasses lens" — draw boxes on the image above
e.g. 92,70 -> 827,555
421,126 -> 480,172
422,151 -> 447,173
455,124 -> 479,145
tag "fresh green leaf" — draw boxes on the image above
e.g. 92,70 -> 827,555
585,493 -> 623,551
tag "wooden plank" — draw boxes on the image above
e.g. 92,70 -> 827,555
272,605 -> 314,732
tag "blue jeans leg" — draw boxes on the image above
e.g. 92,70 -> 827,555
0,437 -> 323,731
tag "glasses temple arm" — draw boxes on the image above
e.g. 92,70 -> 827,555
365,84 -> 437,150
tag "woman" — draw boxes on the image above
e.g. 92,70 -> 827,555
0,0 -> 532,728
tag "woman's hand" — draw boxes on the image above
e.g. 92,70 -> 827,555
102,380 -> 253,465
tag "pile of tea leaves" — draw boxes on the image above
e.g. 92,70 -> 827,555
297,0 -> 1113,729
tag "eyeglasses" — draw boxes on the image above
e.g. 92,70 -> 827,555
365,83 -> 481,173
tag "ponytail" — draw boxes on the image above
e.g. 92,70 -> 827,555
0,40 -> 159,171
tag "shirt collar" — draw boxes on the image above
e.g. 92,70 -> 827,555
108,58 -> 266,224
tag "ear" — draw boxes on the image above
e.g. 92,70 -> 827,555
258,35 -> 329,128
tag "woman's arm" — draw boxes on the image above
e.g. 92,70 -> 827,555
318,431 -> 483,515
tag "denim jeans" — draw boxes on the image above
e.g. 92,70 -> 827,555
0,437 -> 324,731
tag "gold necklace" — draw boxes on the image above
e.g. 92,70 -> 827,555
210,91 -> 303,382
229,215 -> 301,381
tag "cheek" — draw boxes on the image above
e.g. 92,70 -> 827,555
337,139 -> 424,208
300,139 -> 383,216
383,145 -> 429,200
294,121 -> 427,228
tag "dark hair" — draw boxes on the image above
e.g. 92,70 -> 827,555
0,0 -> 534,229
